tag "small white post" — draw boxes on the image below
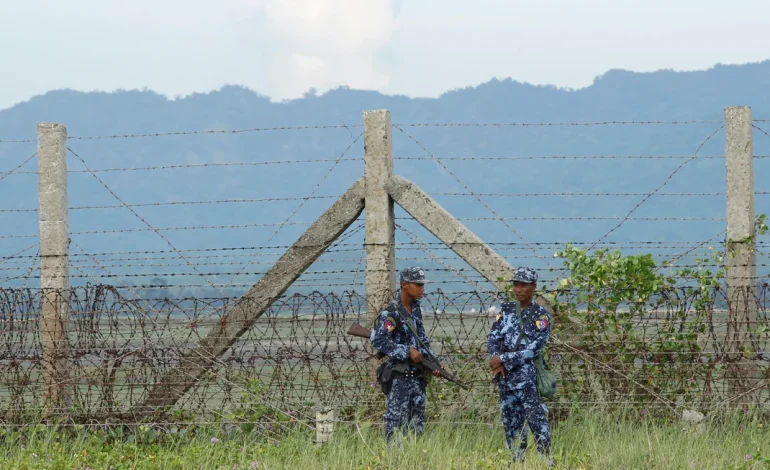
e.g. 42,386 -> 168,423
315,408 -> 335,444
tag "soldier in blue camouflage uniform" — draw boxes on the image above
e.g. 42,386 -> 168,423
370,266 -> 441,442
488,267 -> 554,466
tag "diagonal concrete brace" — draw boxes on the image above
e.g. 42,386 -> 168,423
385,175 -> 556,314
137,177 -> 366,411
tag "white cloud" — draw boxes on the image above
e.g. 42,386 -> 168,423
0,0 -> 768,110
240,0 -> 400,100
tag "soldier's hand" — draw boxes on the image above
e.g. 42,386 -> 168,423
409,347 -> 423,363
490,355 -> 505,378
432,370 -> 441,377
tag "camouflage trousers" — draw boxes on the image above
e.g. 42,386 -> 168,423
384,375 -> 427,441
498,376 -> 551,461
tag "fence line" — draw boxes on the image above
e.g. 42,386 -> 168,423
0,118 -> 739,144
1,286 -> 769,424
1,109 -> 769,430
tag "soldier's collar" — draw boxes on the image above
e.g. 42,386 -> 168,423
393,299 -> 420,316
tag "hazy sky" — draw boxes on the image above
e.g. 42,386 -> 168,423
1,0 -> 769,110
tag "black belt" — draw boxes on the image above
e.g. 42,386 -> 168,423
393,368 -> 421,379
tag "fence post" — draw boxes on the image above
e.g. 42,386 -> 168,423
724,106 -> 758,399
37,122 -> 71,415
363,110 -> 396,322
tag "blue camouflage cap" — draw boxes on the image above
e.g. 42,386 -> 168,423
513,266 -> 538,283
399,266 -> 429,284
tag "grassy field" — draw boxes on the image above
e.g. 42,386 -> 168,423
4,308 -> 769,469
2,412 -> 770,469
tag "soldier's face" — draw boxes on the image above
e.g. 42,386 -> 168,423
402,282 -> 425,299
513,281 -> 535,302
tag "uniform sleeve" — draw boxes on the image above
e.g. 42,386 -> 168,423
487,316 -> 504,356
500,347 -> 531,368
370,311 -> 409,360
524,308 -> 552,357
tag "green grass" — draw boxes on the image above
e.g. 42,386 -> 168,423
2,413 -> 770,469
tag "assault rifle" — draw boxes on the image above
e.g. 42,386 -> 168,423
347,322 -> 470,390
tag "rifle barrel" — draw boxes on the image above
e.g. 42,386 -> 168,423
346,322 -> 470,390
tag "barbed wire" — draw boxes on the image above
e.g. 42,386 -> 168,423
659,230 -> 729,272
45,158 -> 359,173
428,191 -> 728,197
394,119 -> 725,127
0,118 -> 737,145
4,115 -> 769,426
0,124 -> 364,144
455,216 -> 727,221
414,154 -> 733,160
392,124 -> 536,255
39,272 -> 767,284
0,243 -> 39,263
587,124 -> 726,250
64,242 -> 316,433
212,130 -> 364,306
3,153 -> 765,177
5,250 -> 738,273
0,239 -> 750,260
0,221 -> 318,238
0,152 -> 36,183
50,129 -> 363,400
2,286 -> 769,424
0,199 -> 736,219
66,146 -> 246,303
48,276 -> 770,289
753,123 -> 770,143
25,257 -> 741,273
0,196 -> 344,213
0,253 -> 39,283
544,122 -> 767,297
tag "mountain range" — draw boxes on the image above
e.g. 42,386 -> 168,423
1,60 -> 769,298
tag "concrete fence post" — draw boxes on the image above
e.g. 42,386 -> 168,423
724,106 -> 759,399
363,110 -> 396,323
37,122 -> 71,414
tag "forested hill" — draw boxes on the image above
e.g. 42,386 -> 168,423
1,60 -> 769,295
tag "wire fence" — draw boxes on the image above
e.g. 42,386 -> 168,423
1,285 -> 769,426
1,114 -> 770,429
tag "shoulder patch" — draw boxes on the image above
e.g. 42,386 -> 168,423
495,313 -> 503,322
383,316 -> 397,333
535,315 -> 549,331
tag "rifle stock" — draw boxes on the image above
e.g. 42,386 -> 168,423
347,323 -> 469,390
347,323 -> 371,339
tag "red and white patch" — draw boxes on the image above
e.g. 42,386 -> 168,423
383,319 -> 395,333
535,315 -> 549,331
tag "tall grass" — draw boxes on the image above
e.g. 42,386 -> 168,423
1,411 -> 769,469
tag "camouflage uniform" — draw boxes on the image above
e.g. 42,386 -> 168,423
487,267 -> 553,463
370,266 -> 435,442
